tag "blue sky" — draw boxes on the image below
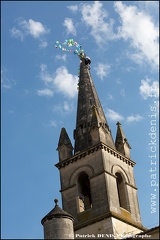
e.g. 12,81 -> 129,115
1,1 -> 159,239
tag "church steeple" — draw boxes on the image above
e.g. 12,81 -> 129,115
54,53 -> 146,238
74,56 -> 115,154
41,42 -> 147,239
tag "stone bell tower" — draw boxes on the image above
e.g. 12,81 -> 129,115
55,55 -> 146,238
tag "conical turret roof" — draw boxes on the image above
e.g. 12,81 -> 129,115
41,199 -> 74,225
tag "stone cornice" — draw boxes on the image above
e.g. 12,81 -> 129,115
55,142 -> 136,169
74,210 -> 146,232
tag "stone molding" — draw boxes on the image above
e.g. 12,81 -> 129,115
55,142 -> 136,169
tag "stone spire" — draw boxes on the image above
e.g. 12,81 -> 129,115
57,127 -> 73,161
115,121 -> 131,158
73,56 -> 115,154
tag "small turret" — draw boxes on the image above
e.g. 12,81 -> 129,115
115,121 -> 131,158
41,199 -> 74,239
57,128 -> 73,161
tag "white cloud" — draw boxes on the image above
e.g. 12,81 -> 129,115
63,101 -> 73,112
80,1 -> 115,45
55,54 -> 67,62
66,1 -> 158,69
37,89 -> 53,97
116,79 -> 121,85
126,114 -> 143,123
53,101 -> 74,114
139,78 -> 159,99
125,66 -> 135,72
120,89 -> 125,97
10,27 -> 24,41
67,5 -> 78,13
106,108 -> 143,124
42,120 -> 58,128
10,18 -> 50,41
1,68 -> 16,89
39,64 -> 54,85
126,51 -> 144,66
49,120 -> 57,127
108,94 -> 113,100
39,64 -> 78,99
106,108 -> 124,122
114,1 -> 159,69
63,18 -> 76,36
39,41 -> 48,48
75,1 -> 158,69
54,66 -> 78,98
138,1 -> 159,20
94,63 -> 110,80
20,18 -> 50,38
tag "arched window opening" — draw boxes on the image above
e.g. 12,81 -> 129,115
78,173 -> 92,212
116,172 -> 130,212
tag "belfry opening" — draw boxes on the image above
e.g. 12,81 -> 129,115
78,172 -> 92,212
